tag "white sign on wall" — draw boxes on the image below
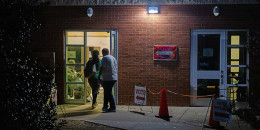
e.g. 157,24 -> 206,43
203,48 -> 213,57
134,86 -> 146,105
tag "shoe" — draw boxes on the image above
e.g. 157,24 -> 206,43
105,108 -> 116,113
92,103 -> 98,109
102,107 -> 108,112
86,99 -> 91,102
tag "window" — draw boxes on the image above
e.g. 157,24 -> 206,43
226,31 -> 248,102
65,31 -> 85,101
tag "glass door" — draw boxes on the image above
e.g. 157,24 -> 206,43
191,30 -> 226,106
190,30 -> 249,106
110,30 -> 118,104
65,31 -> 86,104
65,30 -> 118,104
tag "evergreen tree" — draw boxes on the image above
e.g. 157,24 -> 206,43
0,0 -> 57,129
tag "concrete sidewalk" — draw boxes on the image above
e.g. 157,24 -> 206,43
57,104 -> 255,130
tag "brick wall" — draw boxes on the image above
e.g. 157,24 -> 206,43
30,5 -> 260,106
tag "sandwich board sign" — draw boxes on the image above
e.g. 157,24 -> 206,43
134,86 -> 146,105
213,99 -> 232,123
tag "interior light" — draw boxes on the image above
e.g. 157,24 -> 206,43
148,5 -> 160,14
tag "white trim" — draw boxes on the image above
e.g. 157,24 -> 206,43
190,29 -> 249,106
227,84 -> 248,87
110,30 -> 119,105
227,45 -> 246,48
227,65 -> 247,67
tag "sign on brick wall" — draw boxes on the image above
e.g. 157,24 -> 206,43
154,45 -> 177,61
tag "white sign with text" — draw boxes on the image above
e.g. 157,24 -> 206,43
213,99 -> 232,123
134,86 -> 146,105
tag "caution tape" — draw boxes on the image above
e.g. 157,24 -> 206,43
147,88 -> 212,97
147,88 -> 162,95
167,89 -> 212,98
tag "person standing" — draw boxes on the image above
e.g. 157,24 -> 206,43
98,48 -> 118,112
86,50 -> 101,109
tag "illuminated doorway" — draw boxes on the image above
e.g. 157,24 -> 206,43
65,30 -> 118,104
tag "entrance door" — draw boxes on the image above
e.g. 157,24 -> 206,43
110,30 -> 118,104
190,30 -> 226,106
191,29 -> 249,106
65,30 -> 118,104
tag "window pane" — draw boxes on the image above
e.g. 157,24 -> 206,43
227,67 -> 246,84
227,86 -> 248,102
66,32 -> 84,45
227,47 -> 247,65
228,31 -> 247,45
66,65 -> 84,83
66,84 -> 84,100
111,34 -> 115,56
197,79 -> 219,97
66,46 -> 84,64
198,34 -> 220,70
86,32 -> 110,58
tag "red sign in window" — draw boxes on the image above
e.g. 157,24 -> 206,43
154,45 -> 177,61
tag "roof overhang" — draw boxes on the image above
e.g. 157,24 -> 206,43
44,0 -> 259,6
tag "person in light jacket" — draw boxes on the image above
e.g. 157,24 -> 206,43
98,48 -> 118,112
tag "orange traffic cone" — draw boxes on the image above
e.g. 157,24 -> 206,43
208,94 -> 220,127
155,88 -> 172,121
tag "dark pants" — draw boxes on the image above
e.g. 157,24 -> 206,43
88,77 -> 100,105
102,80 -> 116,110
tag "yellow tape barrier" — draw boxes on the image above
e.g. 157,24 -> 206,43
147,88 -> 162,95
147,88 -> 212,98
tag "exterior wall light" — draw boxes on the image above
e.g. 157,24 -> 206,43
87,7 -> 93,17
147,5 -> 160,14
213,6 -> 219,16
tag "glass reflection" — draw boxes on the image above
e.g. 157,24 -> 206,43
227,67 -> 246,84
66,64 -> 84,83
197,79 -> 219,97
228,31 -> 247,45
227,86 -> 247,102
227,47 -> 246,65
66,32 -> 84,45
198,34 -> 220,70
67,84 -> 84,99
66,46 -> 84,64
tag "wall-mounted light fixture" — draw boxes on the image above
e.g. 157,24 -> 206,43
87,7 -> 93,17
147,5 -> 160,14
213,6 -> 219,16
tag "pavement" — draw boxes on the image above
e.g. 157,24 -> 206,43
57,104 -> 256,130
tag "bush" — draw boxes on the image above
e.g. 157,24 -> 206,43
0,0 -> 57,129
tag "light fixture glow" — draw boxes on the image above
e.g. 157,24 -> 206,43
148,6 -> 160,14
213,6 -> 219,16
87,7 -> 93,17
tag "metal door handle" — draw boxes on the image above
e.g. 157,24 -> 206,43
221,71 -> 223,84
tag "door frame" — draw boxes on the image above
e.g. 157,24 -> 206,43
190,29 -> 249,106
110,30 -> 119,104
64,29 -> 118,104
190,29 -> 226,106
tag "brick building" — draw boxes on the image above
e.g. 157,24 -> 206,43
30,0 -> 260,106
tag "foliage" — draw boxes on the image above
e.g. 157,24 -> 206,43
0,0 -> 57,129
248,29 -> 260,65
248,28 -> 260,113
